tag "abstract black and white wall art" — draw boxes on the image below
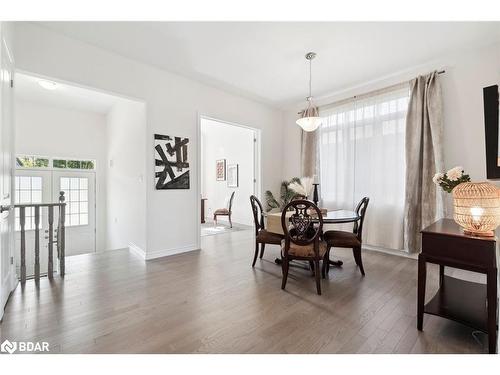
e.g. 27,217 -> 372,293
154,134 -> 190,189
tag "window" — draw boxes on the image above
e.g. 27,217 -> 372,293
318,85 -> 410,251
16,155 -> 49,168
60,177 -> 89,226
53,159 -> 95,170
15,176 -> 43,230
16,155 -> 96,170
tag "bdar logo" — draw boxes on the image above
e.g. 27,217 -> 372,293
1,339 -> 17,354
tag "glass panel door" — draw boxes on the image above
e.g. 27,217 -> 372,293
52,170 -> 96,256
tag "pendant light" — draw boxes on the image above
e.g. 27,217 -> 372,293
296,52 -> 322,132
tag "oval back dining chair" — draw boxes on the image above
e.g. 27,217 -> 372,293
250,195 -> 283,267
280,199 -> 327,295
324,197 -> 370,276
214,191 -> 235,228
249,195 -> 284,267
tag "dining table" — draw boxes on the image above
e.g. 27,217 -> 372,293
265,209 -> 360,267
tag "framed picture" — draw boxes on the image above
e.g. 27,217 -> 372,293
227,164 -> 239,187
154,134 -> 190,189
216,159 -> 226,181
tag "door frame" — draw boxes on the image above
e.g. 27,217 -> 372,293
196,114 -> 262,248
0,27 -> 16,320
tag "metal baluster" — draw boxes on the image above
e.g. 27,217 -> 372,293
19,207 -> 26,283
34,206 -> 40,282
48,206 -> 54,279
59,192 -> 66,277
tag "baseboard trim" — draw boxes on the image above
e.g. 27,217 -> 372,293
362,245 -> 417,260
145,244 -> 200,260
128,242 -> 146,260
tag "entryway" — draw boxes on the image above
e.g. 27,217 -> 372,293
12,71 -> 147,280
199,116 -> 261,238
14,166 -> 96,277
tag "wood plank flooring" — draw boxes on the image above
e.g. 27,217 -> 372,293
0,227 -> 490,353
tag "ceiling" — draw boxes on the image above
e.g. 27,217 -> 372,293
37,22 -> 500,108
15,72 -> 121,114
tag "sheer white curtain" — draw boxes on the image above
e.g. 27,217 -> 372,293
318,85 -> 410,251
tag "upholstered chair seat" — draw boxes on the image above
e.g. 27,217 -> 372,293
281,239 -> 327,258
256,229 -> 283,245
324,231 -> 361,248
214,208 -> 229,215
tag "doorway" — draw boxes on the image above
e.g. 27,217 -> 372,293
14,71 -> 147,267
199,116 -> 261,237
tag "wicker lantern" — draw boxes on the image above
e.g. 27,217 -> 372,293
452,182 -> 500,237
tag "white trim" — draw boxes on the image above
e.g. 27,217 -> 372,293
145,244 -> 200,261
362,244 -> 417,260
128,242 -> 146,260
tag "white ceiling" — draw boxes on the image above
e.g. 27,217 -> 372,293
37,22 -> 500,108
15,72 -> 120,114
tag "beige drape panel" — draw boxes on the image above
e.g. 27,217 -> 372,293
404,71 -> 444,253
300,129 -> 318,177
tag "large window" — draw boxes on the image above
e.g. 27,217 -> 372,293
318,85 -> 409,251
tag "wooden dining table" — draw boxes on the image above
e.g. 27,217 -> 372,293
265,209 -> 360,267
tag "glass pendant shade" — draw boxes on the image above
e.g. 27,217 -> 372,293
296,99 -> 322,132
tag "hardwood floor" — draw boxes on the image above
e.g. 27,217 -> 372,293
0,227 -> 490,353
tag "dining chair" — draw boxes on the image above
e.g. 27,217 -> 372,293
280,199 -> 328,295
214,191 -> 235,228
323,197 -> 370,276
249,195 -> 284,267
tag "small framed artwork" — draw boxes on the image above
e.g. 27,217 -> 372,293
216,159 -> 226,181
227,164 -> 239,188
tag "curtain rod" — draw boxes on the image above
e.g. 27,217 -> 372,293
299,70 -> 446,114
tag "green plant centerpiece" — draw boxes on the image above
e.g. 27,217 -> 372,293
264,177 -> 314,212
433,166 -> 471,193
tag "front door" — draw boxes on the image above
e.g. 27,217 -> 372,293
52,170 -> 96,256
0,32 -> 15,318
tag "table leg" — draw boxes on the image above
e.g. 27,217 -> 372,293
487,268 -> 497,354
439,265 -> 444,286
417,255 -> 426,331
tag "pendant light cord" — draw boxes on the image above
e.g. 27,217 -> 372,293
308,57 -> 312,100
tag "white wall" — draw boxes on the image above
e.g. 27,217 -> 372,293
13,23 -> 284,259
282,42 -> 500,216
105,100 -> 147,252
201,118 -> 255,226
15,99 -> 108,250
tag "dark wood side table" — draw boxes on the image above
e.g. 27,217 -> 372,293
418,219 -> 498,353
201,198 -> 207,224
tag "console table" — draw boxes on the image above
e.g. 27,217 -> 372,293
418,219 -> 498,353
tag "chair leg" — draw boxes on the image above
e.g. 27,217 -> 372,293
252,241 -> 259,267
321,256 -> 327,279
259,243 -> 265,258
281,258 -> 289,290
326,247 -> 331,274
353,246 -> 365,276
213,214 -> 217,226
229,214 -> 232,228
314,259 -> 321,295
